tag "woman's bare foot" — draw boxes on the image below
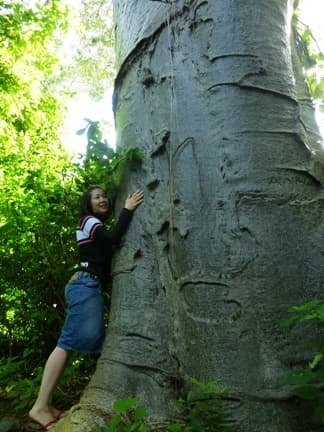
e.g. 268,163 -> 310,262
29,406 -> 56,429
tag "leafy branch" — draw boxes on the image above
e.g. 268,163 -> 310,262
282,300 -> 324,422
90,379 -> 233,432
293,11 -> 324,101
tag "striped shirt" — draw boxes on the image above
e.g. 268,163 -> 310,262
76,208 -> 133,284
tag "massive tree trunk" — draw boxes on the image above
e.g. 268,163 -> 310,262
56,1 -> 324,431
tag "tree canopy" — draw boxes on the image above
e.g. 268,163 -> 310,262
0,0 -> 76,355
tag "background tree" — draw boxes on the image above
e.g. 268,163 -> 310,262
55,0 -> 324,431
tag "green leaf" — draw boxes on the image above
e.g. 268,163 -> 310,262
167,424 -> 184,432
137,424 -> 149,432
76,127 -> 87,135
293,385 -> 323,400
113,398 -> 138,413
289,299 -> 320,313
316,304 -> 324,320
109,416 -> 122,427
310,353 -> 323,370
132,407 -> 147,420
285,371 -> 315,385
314,405 -> 324,421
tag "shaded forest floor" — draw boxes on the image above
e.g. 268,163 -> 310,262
0,398 -> 70,432
0,398 -> 28,431
0,354 -> 96,431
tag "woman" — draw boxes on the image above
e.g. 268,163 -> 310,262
28,185 -> 144,431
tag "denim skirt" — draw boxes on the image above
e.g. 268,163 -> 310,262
57,272 -> 105,354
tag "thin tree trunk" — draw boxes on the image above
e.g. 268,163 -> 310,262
55,1 -> 324,431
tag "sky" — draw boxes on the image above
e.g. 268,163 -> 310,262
61,0 -> 324,156
299,0 -> 324,47
62,89 -> 115,155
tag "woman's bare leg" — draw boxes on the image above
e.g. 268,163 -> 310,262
29,347 -> 70,426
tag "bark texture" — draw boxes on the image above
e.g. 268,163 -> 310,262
55,1 -> 324,431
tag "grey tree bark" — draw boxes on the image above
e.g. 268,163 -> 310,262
55,1 -> 324,431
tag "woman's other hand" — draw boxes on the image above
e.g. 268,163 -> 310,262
125,190 -> 144,210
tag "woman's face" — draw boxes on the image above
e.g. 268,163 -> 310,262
90,188 -> 109,215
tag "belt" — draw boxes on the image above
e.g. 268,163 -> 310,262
78,270 -> 100,281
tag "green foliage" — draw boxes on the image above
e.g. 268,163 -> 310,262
61,0 -> 115,98
0,351 -> 97,411
282,300 -> 324,422
89,379 -> 232,432
0,349 -> 45,411
90,398 -> 148,432
0,0 -> 75,358
293,9 -> 324,101
282,299 -> 324,328
76,119 -> 143,194
169,378 -> 232,432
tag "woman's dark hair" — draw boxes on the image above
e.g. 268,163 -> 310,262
79,185 -> 111,220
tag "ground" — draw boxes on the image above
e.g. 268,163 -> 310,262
0,399 -> 28,431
